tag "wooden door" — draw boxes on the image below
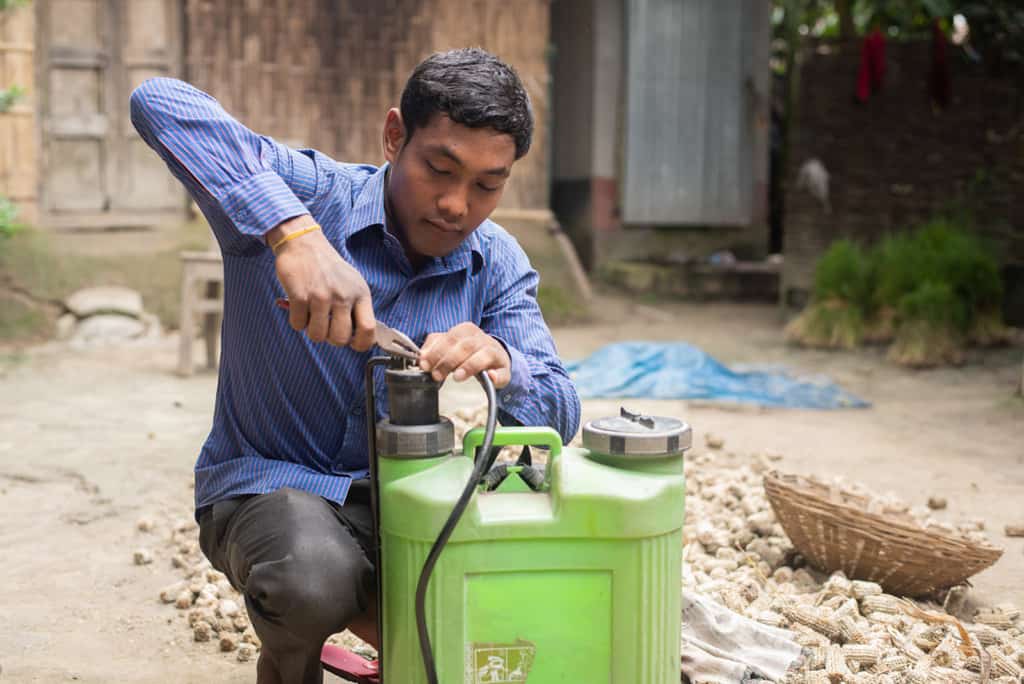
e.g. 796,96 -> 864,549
38,0 -> 183,229
0,3 -> 37,223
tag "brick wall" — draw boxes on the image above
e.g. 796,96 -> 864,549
782,39 -> 1024,304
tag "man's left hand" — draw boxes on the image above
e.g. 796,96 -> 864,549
418,323 -> 512,389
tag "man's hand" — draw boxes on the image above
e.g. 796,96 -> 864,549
418,323 -> 512,389
268,215 -> 376,349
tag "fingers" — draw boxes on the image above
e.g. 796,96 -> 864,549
420,325 -> 477,381
454,347 -> 506,383
418,325 -> 511,388
350,296 -> 377,352
288,297 -> 310,332
306,294 -> 332,343
327,300 -> 353,346
273,230 -> 375,349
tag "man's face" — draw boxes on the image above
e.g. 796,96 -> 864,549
383,111 -> 516,260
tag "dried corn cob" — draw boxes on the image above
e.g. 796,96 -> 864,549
988,646 -> 1022,679
793,624 -> 832,649
913,624 -> 946,652
929,634 -> 963,669
971,624 -> 1006,647
905,663 -> 933,684
717,587 -> 748,614
805,645 -> 827,670
852,580 -> 884,600
839,616 -> 869,644
875,653 -> 912,673
976,610 -> 1016,630
929,666 -> 978,682
835,597 -> 861,620
843,643 -> 882,667
861,594 -> 903,615
823,572 -> 853,597
865,611 -> 903,626
887,626 -> 929,661
825,644 -> 851,681
995,603 -> 1020,622
783,604 -> 843,641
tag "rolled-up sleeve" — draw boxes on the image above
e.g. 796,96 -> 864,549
129,77 -> 315,254
481,233 -> 581,444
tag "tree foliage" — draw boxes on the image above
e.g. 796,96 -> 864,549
775,0 -> 1024,52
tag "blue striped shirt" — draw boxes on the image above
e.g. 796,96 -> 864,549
129,78 -> 580,513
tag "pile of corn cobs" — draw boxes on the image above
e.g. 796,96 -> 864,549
682,447 -> 1023,683
136,409 -> 1023,681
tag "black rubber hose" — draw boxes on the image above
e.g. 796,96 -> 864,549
482,463 -> 510,491
517,464 -> 547,491
415,371 -> 499,684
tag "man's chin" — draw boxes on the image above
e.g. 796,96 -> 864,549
411,236 -> 465,259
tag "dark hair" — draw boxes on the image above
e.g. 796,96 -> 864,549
400,48 -> 533,159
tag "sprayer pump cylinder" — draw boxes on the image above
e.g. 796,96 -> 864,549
385,368 -> 440,426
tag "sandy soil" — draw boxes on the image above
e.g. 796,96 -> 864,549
1,298 -> 1021,683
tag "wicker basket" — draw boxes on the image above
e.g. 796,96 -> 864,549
763,471 -> 1003,597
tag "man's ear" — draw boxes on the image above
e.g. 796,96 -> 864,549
382,108 -> 406,164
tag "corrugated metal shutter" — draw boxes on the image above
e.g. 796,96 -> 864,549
623,0 -> 768,226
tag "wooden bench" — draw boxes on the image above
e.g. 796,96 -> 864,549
178,250 -> 223,376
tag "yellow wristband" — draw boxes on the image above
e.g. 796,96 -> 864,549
270,224 -> 321,254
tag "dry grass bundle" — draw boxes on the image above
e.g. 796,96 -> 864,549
792,218 -> 1008,368
861,306 -> 896,345
968,309 -> 1012,347
785,299 -> 865,350
887,319 -> 966,368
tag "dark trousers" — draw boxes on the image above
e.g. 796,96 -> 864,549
199,483 -> 376,684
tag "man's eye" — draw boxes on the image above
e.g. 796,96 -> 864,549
426,161 -> 450,176
477,183 -> 500,193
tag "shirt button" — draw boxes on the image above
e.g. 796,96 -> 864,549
351,405 -> 364,416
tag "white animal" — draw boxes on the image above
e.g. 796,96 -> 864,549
796,158 -> 831,213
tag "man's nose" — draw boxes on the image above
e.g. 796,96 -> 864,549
437,186 -> 468,223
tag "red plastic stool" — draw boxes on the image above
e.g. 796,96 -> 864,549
320,643 -> 380,684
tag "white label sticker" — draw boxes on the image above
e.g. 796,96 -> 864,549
465,640 -> 536,683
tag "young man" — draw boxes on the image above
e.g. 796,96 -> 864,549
131,48 -> 579,684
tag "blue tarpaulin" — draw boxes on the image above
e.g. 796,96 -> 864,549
565,342 -> 869,409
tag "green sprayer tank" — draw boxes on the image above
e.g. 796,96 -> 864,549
373,367 -> 690,683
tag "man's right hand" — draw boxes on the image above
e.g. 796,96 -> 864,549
267,215 -> 376,350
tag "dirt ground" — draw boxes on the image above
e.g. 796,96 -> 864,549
1,298 -> 1021,683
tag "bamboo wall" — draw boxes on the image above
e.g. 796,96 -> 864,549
185,0 -> 551,209
0,4 -> 36,224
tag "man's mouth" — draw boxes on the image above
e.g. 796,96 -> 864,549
426,218 -> 461,234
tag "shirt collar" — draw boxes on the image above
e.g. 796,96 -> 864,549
347,162 -> 484,275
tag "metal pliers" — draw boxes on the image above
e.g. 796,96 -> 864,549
275,298 -> 420,360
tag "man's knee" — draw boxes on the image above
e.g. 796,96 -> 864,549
243,489 -> 373,639
263,486 -> 324,516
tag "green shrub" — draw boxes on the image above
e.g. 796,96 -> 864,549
888,282 -> 968,368
796,215 -> 1006,363
0,195 -> 18,239
812,239 -> 874,314
0,84 -> 24,113
897,281 -> 967,331
875,218 -> 1002,333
